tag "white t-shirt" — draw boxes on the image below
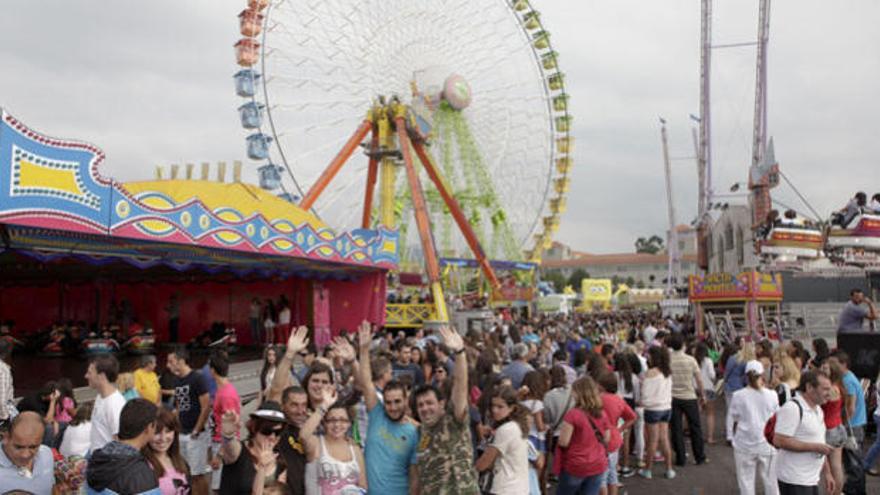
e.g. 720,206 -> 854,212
643,326 -> 658,346
520,399 -> 545,442
90,390 -> 126,452
774,396 -> 826,486
699,357 -> 716,392
59,422 -> 92,458
278,307 -> 291,325
489,421 -> 529,495
727,387 -> 778,455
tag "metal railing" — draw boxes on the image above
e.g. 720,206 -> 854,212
385,303 -> 436,328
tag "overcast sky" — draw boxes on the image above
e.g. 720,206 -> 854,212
2,1 -> 878,254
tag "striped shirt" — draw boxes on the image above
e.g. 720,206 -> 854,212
670,350 -> 700,400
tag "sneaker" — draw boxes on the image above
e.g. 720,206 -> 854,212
638,469 -> 653,479
620,467 -> 636,478
665,469 -> 677,480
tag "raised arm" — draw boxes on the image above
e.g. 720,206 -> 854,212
219,410 -> 243,464
866,297 -> 877,321
439,326 -> 468,422
300,386 -> 336,460
268,326 -> 309,403
355,321 -> 378,411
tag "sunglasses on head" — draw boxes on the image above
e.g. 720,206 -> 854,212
259,425 -> 284,437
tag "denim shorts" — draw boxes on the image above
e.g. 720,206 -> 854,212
826,424 -> 847,448
644,409 -> 672,424
601,450 -> 619,487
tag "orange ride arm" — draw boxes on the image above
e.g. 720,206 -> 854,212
396,119 -> 441,284
412,138 -> 501,289
300,119 -> 372,211
362,127 -> 379,228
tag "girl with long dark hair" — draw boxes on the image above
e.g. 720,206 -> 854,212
475,385 -> 531,495
259,346 -> 278,403
614,352 -> 641,476
144,407 -> 192,494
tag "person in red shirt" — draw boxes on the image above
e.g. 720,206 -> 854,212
820,359 -> 847,495
597,372 -> 637,495
556,376 -> 611,495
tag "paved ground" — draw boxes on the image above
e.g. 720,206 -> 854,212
611,406 -> 880,495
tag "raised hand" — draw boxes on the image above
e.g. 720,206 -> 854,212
331,337 -> 356,363
320,385 -> 338,408
357,320 -> 372,349
252,437 -> 278,471
286,325 -> 310,356
438,325 -> 464,352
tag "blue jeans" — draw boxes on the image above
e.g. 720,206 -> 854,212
864,417 -> 880,470
557,471 -> 603,495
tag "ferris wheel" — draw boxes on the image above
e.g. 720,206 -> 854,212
233,0 -> 573,263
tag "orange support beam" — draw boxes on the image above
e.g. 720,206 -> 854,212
300,119 -> 372,211
395,118 -> 442,284
362,127 -> 379,228
411,138 -> 501,289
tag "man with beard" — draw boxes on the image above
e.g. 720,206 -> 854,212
413,325 -> 478,494
268,325 -> 311,495
352,320 -> 419,495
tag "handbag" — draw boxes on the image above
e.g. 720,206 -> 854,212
479,432 -> 495,495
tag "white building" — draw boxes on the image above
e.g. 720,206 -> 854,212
706,204 -> 760,273
541,225 -> 700,288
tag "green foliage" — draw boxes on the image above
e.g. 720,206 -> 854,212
634,235 -> 664,254
542,270 -> 567,292
566,268 -> 590,290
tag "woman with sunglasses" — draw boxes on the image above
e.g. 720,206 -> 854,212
301,385 -> 367,494
143,407 -> 192,494
218,401 -> 288,495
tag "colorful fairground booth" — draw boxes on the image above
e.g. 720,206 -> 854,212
689,271 -> 784,342
0,110 -> 398,346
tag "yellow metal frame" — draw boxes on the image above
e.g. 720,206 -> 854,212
385,303 -> 438,328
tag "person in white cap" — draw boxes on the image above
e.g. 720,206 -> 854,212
726,359 -> 780,495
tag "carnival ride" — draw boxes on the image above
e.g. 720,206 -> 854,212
232,0 -> 574,322
0,106 -> 397,345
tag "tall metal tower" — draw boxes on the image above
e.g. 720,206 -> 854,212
748,0 -> 777,235
696,0 -> 713,271
660,119 -> 681,295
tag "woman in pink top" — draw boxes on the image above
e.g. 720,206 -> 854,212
55,378 -> 76,423
597,372 -> 637,495
144,407 -> 192,494
556,376 -> 611,495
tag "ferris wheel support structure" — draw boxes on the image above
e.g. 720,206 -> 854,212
295,100 -> 502,323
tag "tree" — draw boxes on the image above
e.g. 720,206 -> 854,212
542,270 -> 567,293
635,234 -> 664,254
567,269 -> 590,290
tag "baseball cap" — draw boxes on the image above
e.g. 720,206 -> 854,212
745,360 -> 764,376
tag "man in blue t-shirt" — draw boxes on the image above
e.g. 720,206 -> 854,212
830,350 -> 867,444
354,321 -> 418,494
565,331 -> 591,364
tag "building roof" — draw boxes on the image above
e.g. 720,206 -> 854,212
543,252 -> 698,269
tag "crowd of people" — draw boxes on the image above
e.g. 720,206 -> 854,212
0,307 -> 878,494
